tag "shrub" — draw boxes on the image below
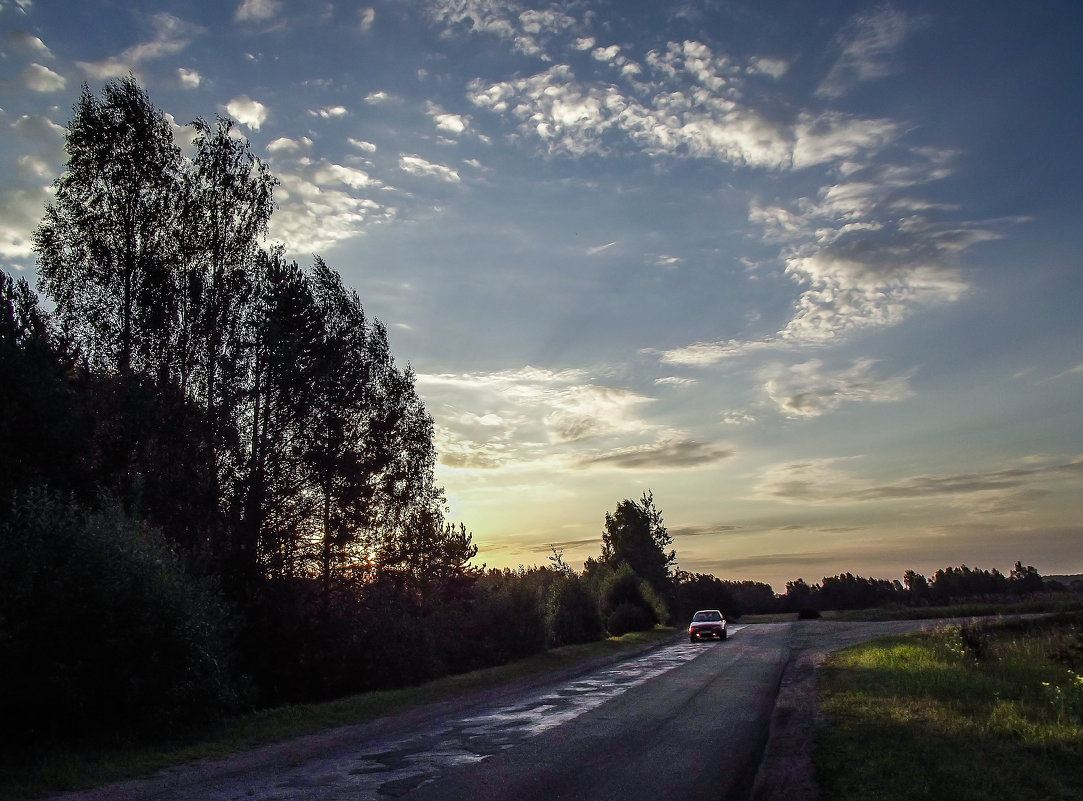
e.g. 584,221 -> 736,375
606,603 -> 656,636
546,575 -> 604,647
797,606 -> 822,620
0,489 -> 237,747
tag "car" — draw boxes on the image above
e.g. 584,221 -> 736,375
688,609 -> 727,643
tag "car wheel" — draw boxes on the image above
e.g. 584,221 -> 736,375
721,630 -> 728,640
689,636 -> 696,643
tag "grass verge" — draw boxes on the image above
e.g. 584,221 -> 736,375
815,613 -> 1083,801
2,628 -> 676,800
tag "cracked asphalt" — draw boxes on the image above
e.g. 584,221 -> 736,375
47,620 -> 942,801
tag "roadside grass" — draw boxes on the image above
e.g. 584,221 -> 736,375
2,628 -> 676,800
740,597 -> 1083,625
815,613 -> 1083,801
823,596 -> 1083,622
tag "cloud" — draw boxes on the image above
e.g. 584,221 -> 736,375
399,154 -> 461,182
225,95 -> 268,130
755,456 -> 1083,515
586,241 -> 616,255
748,57 -> 788,78
426,102 -> 470,135
309,105 -> 349,119
419,366 -> 666,471
3,30 -> 52,57
818,5 -> 915,98
578,438 -> 734,470
760,358 -> 913,418
263,144 -> 396,255
422,0 -> 577,59
0,113 -> 66,260
348,138 -> 377,153
235,0 -> 281,23
671,524 -> 743,538
177,67 -> 201,88
77,12 -> 198,79
21,63 -> 65,92
359,7 -> 375,32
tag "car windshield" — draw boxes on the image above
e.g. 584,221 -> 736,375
693,611 -> 721,622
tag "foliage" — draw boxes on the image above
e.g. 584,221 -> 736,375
673,571 -> 740,619
545,573 -> 604,647
0,489 -> 237,749
599,491 -> 676,600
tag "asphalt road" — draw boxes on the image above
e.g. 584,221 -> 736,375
51,619 -> 942,801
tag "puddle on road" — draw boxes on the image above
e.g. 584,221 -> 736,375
217,631 -> 744,800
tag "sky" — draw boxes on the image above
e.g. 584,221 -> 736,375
2,0 -> 1081,590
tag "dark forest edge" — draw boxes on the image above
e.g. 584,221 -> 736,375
2,78 -> 1080,779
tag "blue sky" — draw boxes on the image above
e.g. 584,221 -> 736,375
2,0 -> 1081,589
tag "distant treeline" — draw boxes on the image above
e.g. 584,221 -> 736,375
0,78 -> 1071,754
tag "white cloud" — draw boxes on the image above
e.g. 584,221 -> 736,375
21,63 -> 65,92
225,95 -> 268,130
177,67 -> 201,88
266,136 -> 308,153
792,111 -> 899,168
365,90 -> 393,104
4,30 -> 52,57
426,102 -> 469,135
348,138 -> 377,153
309,105 -> 349,119
818,5 -> 914,98
748,57 -> 788,78
399,154 -> 461,183
592,45 -> 621,62
235,0 -> 281,22
587,241 -> 616,255
359,7 -> 375,32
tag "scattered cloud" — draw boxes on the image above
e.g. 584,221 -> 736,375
359,7 -> 375,33
756,456 -> 1083,515
399,154 -> 461,183
309,105 -> 349,119
586,241 -> 616,255
76,12 -> 198,79
235,0 -> 281,23
225,95 -> 268,130
578,438 -> 734,470
818,5 -> 916,98
177,67 -> 201,88
761,358 -> 913,418
21,63 -> 65,92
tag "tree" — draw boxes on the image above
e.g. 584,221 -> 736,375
35,76 -> 182,377
600,491 -> 677,597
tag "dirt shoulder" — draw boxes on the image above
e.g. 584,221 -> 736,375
749,619 -> 951,801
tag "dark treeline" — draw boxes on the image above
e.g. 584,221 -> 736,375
0,78 -> 1069,754
778,562 -> 1053,615
1,77 -> 483,748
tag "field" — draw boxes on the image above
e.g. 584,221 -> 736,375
815,613 -> 1083,800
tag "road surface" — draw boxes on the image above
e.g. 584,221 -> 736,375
50,619 -> 942,801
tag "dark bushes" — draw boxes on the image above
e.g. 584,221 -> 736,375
0,490 -> 237,748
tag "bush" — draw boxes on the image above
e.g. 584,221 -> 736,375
0,489 -> 237,747
797,607 -> 822,620
546,575 -> 604,647
606,603 -> 656,636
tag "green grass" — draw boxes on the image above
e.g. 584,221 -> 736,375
815,613 -> 1083,801
1,628 -> 677,800
823,597 -> 1083,622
